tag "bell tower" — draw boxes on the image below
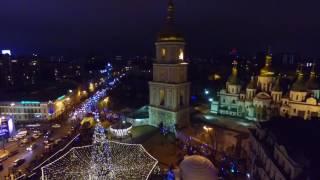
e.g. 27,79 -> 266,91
149,0 -> 190,131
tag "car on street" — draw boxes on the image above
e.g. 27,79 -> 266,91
44,130 -> 53,138
52,124 -> 61,128
26,143 -> 37,151
21,137 -> 30,144
13,158 -> 25,167
16,129 -> 28,139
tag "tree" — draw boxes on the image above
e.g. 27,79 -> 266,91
89,122 -> 115,179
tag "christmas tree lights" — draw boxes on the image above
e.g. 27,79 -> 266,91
41,123 -> 158,180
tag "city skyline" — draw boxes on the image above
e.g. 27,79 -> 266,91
1,0 -> 320,57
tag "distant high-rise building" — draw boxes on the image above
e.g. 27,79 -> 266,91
148,0 -> 190,130
281,53 -> 298,66
0,53 -> 13,87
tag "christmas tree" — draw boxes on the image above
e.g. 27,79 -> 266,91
89,122 -> 115,179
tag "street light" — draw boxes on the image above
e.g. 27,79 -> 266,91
208,98 -> 213,102
204,89 -> 209,95
203,125 -> 212,132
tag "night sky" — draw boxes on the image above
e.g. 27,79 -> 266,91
1,0 -> 320,58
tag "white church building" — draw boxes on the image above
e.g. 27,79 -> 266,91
211,52 -> 320,121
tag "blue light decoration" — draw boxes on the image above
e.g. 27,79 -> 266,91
0,117 -> 14,137
191,96 -> 197,101
21,101 -> 41,104
166,169 -> 175,180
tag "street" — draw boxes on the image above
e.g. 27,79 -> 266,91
0,71 -> 125,179
0,120 -> 74,178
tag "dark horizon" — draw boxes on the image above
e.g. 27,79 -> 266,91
1,0 -> 320,58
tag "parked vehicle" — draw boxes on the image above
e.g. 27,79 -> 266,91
16,130 -> 28,139
13,158 -> 25,167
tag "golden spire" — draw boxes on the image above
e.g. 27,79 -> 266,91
307,63 -> 320,90
296,63 -> 301,75
166,0 -> 175,24
292,64 -> 306,91
232,60 -> 238,76
310,63 -> 316,79
297,64 -> 304,78
265,47 -> 272,67
227,60 -> 240,85
157,0 -> 184,42
260,47 -> 275,76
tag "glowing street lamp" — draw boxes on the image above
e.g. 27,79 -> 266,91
208,98 -> 213,102
204,89 -> 209,95
89,83 -> 95,92
203,125 -> 212,132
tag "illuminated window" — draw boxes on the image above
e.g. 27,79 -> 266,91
160,89 -> 165,106
178,48 -> 184,60
161,48 -> 166,59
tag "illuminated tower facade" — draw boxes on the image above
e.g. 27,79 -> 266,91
149,0 -> 190,130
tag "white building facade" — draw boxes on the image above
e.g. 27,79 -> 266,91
0,101 -> 53,121
211,53 -> 320,121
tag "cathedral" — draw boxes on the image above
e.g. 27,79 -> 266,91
148,0 -> 190,130
211,52 -> 320,121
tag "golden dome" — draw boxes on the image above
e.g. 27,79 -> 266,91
306,64 -> 320,90
260,54 -> 275,77
227,61 -> 240,85
292,66 -> 307,92
157,0 -> 184,42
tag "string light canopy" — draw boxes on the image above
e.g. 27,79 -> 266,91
41,123 -> 158,180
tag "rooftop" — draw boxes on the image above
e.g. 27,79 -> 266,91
258,117 -> 320,178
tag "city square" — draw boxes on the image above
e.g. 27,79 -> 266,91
1,0 -> 320,180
